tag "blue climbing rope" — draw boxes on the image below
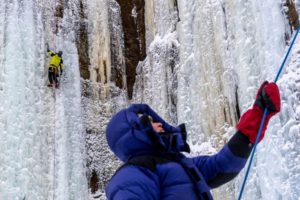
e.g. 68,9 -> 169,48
275,27 -> 300,82
238,26 -> 300,200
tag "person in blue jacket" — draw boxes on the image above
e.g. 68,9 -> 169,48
105,81 -> 280,200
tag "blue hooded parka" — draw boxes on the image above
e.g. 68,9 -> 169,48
105,104 -> 252,200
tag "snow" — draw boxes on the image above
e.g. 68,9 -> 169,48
1,0 -> 300,199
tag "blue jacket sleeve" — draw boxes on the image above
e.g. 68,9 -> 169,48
192,132 -> 252,188
106,165 -> 160,200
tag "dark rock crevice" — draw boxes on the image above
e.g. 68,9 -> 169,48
108,1 -> 126,89
285,0 -> 299,31
54,0 -> 64,18
53,0 -> 64,34
75,0 -> 90,80
235,86 -> 241,120
116,0 -> 146,99
174,0 -> 180,22
89,169 -> 99,194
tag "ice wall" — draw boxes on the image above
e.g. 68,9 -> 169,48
133,0 -> 299,199
0,0 -> 88,199
144,0 -> 179,47
51,1 -> 89,199
176,0 -> 235,144
84,0 -> 129,198
246,33 -> 300,200
133,0 -> 179,123
0,1 -> 50,199
87,0 -> 111,91
176,0 -> 287,144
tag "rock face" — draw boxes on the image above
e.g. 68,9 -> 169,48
108,0 -> 127,90
76,0 -> 90,80
116,0 -> 146,99
54,0 -> 64,34
75,0 -> 147,98
285,0 -> 299,31
82,2 -> 147,193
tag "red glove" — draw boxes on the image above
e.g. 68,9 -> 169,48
237,81 -> 281,143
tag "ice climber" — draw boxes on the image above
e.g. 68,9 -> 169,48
105,81 -> 281,200
46,44 -> 64,88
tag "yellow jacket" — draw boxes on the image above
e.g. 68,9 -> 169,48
48,51 -> 64,69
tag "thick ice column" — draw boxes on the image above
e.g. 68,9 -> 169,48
176,0 -> 287,198
133,0 -> 179,123
145,0 -> 179,47
0,0 -> 5,91
226,0 -> 286,106
0,0 -> 50,199
108,0 -> 127,91
50,0 -> 90,199
177,0 -> 287,138
133,33 -> 179,123
86,0 -> 112,98
144,0 -> 156,48
177,0 -> 237,142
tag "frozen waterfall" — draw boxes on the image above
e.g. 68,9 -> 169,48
133,0 -> 300,200
0,1 -> 88,199
1,0 -> 300,200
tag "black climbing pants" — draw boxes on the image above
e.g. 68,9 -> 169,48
48,66 -> 58,85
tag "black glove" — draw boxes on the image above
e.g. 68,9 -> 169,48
254,81 -> 280,113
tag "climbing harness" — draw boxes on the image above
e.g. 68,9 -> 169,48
238,26 -> 300,200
